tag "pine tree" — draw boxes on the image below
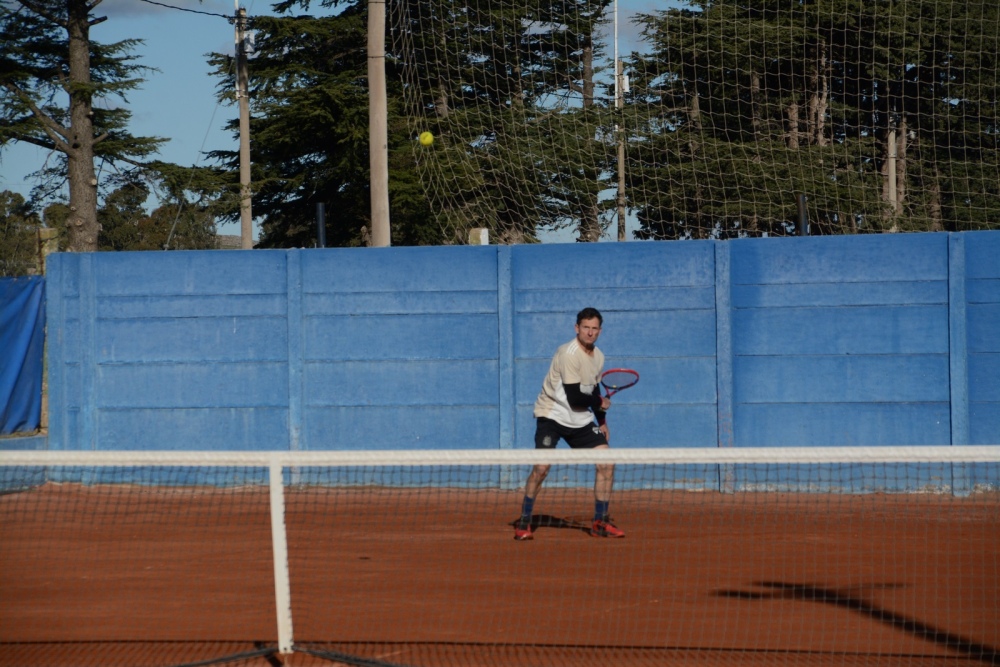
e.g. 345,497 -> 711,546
627,0 -> 1000,238
206,6 -> 442,247
0,0 -> 164,251
395,0 -> 616,242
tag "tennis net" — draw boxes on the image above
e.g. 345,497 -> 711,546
1,447 -> 998,667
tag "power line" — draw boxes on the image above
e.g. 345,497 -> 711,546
136,0 -> 230,19
129,1 -> 238,248
135,0 -> 250,248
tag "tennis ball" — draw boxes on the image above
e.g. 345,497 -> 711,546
419,131 -> 434,146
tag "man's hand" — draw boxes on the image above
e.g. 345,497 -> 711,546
599,423 -> 610,441
600,396 -> 611,411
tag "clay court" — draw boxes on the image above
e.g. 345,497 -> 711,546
2,483 -> 998,667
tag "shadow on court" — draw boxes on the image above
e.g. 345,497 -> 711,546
715,581 -> 1000,665
508,514 -> 592,536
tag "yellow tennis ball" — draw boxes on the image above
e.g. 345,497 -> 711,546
419,131 -> 434,146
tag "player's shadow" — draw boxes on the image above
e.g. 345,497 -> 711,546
510,514 -> 592,535
714,581 -> 999,665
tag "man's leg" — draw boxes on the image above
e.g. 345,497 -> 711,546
591,445 -> 624,537
516,419 -> 560,540
525,464 -> 550,500
515,464 -> 549,540
594,444 -> 614,503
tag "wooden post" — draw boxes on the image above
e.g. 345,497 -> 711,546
887,125 -> 898,214
616,61 -> 627,241
38,227 -> 59,433
236,7 -> 254,249
368,0 -> 391,246
468,228 -> 489,245
38,227 -> 59,275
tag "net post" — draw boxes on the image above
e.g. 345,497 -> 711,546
269,457 -> 295,654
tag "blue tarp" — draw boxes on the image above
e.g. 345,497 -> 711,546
1,277 -> 45,434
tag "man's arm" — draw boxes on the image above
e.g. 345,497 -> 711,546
563,382 -> 610,414
564,382 -> 609,425
563,382 -> 601,411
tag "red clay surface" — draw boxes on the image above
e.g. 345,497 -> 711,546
2,484 -> 998,667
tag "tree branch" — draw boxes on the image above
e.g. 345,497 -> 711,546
104,154 -> 155,170
1,81 -> 72,154
2,131 -> 56,152
16,0 -> 68,29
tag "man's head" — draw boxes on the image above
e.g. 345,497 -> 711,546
575,307 -> 603,350
576,307 -> 603,326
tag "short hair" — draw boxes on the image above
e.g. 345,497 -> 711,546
576,307 -> 603,326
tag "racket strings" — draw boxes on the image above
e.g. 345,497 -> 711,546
602,370 -> 638,389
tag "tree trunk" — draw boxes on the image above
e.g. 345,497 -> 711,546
65,0 -> 100,252
683,49 -> 703,131
808,41 -> 828,146
786,100 -> 800,149
581,41 -> 594,108
929,166 -> 944,232
435,77 -> 449,118
688,85 -> 702,132
750,71 -> 761,138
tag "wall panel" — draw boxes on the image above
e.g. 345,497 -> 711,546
966,232 -> 1000,444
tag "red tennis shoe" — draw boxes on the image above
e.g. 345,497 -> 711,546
590,516 -> 624,538
513,520 -> 533,541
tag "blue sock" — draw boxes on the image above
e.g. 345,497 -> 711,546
520,496 -> 535,522
595,500 -> 609,522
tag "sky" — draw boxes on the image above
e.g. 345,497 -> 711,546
0,0 -> 656,243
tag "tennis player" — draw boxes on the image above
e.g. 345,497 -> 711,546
514,307 -> 624,540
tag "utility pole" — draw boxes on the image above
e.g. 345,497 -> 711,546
616,59 -> 627,242
368,0 -> 391,246
235,6 -> 253,249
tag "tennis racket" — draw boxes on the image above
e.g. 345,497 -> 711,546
600,368 -> 639,399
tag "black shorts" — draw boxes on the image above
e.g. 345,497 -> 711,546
534,417 -> 608,449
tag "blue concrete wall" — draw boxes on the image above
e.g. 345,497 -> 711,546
731,234 -> 952,446
512,242 -> 720,451
966,233 -> 1000,445
43,232 -> 1000,452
